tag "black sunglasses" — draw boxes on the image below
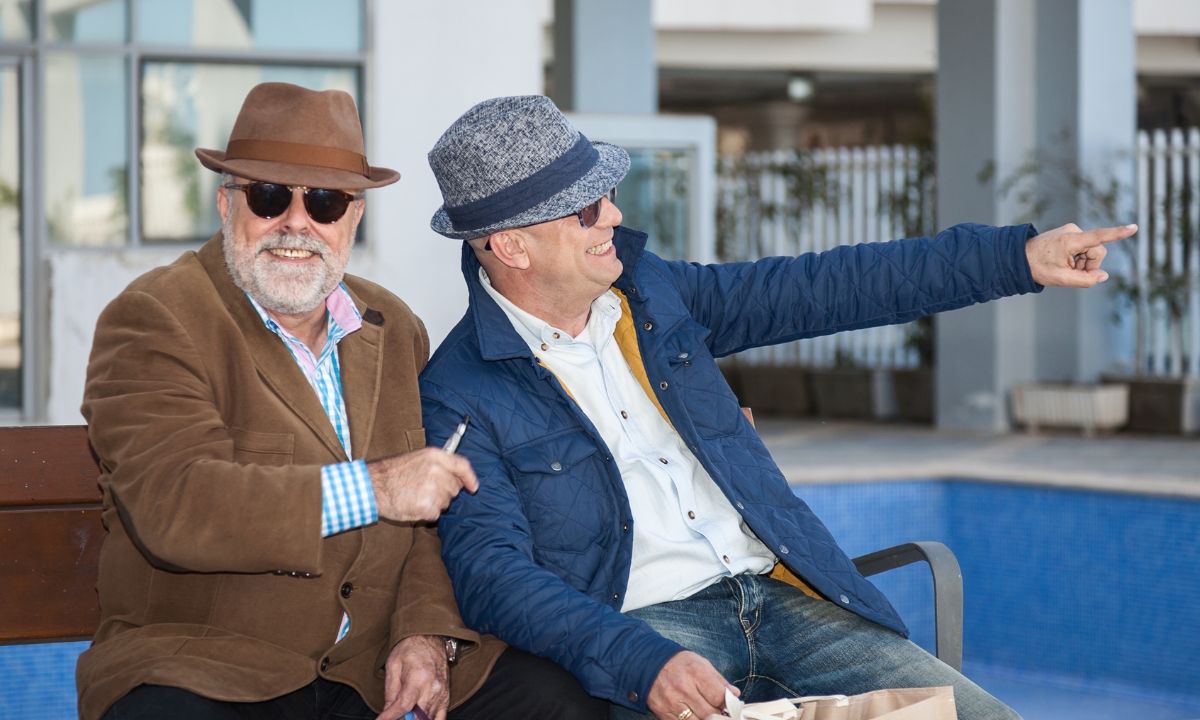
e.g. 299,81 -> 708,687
484,187 -> 617,251
224,182 -> 359,224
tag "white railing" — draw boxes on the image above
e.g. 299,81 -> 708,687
718,145 -> 935,369
1135,128 -> 1200,377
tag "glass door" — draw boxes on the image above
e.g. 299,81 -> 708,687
0,57 -> 20,411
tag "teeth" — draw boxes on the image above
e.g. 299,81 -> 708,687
586,240 -> 612,256
268,248 -> 315,259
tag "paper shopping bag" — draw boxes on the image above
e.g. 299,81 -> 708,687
709,686 -> 955,720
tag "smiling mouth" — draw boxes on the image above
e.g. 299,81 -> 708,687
586,239 -> 613,256
267,248 -> 316,260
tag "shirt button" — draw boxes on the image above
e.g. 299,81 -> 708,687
628,691 -> 639,703
553,332 -> 561,339
550,461 -> 563,471
659,457 -> 668,464
340,582 -> 354,599
540,343 -> 548,351
621,411 -> 628,419
687,510 -> 696,519
643,322 -> 653,331
659,381 -> 668,390
840,595 -> 850,604
320,657 -> 330,672
723,555 -> 730,563
779,544 -> 789,554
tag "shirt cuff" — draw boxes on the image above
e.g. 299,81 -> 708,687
320,460 -> 378,537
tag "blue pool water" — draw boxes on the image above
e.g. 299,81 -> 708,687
2,479 -> 1198,719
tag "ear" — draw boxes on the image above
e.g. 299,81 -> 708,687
217,182 -> 231,224
351,196 -> 365,230
487,230 -> 532,271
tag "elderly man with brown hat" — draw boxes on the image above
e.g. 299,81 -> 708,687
76,83 -> 604,720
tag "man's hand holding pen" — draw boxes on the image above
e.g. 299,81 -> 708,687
367,416 -> 478,523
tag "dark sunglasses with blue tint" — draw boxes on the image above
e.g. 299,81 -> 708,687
485,186 -> 618,251
224,182 -> 359,224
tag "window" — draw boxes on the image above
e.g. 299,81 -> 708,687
0,0 -> 367,417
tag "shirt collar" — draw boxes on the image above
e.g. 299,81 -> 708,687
246,282 -> 362,367
477,267 -> 621,353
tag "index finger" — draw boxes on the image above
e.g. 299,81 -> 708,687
1069,224 -> 1137,252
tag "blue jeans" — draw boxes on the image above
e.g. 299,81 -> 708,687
611,575 -> 1019,720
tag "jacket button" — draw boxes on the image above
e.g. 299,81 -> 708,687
320,657 -> 329,672
628,691 -> 639,703
273,570 -> 285,575
678,352 -> 688,359
341,582 -> 353,599
622,524 -> 629,532
659,381 -> 668,390
550,461 -> 562,471
643,322 -> 653,331
629,286 -> 637,294
736,502 -> 744,509
779,544 -> 789,554
683,361 -> 690,366
840,595 -> 850,604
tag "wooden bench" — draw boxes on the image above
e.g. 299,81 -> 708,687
0,423 -> 963,672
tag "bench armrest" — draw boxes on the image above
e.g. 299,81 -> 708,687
852,541 -> 963,672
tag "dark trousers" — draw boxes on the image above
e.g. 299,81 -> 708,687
103,647 -> 608,720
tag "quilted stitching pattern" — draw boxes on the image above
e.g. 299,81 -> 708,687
421,223 -> 1041,710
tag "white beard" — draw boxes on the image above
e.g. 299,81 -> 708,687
222,219 -> 353,315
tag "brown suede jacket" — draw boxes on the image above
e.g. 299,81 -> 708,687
76,235 -> 505,720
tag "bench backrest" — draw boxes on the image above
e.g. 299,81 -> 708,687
0,425 -> 104,644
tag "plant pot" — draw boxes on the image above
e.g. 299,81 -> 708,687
891,368 -> 934,424
732,365 -> 811,416
1011,383 -> 1129,437
809,368 -> 896,420
1102,376 -> 1200,435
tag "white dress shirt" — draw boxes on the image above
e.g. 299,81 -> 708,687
479,268 -> 776,611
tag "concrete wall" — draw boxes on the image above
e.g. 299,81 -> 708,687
44,0 -> 545,424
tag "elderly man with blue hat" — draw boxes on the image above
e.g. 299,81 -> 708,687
420,96 -> 1132,720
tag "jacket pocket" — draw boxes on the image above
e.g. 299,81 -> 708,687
503,431 -> 608,554
228,427 -> 294,466
405,428 -> 427,452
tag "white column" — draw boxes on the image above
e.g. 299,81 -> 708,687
361,0 -> 545,348
935,0 -> 1039,432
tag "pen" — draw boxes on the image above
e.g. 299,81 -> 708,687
442,414 -> 470,454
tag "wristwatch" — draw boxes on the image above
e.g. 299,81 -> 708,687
441,636 -> 460,666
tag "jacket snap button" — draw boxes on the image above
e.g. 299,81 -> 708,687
683,361 -> 690,366
550,461 -> 562,471
622,524 -> 629,532
840,595 -> 850,604
341,582 -> 353,599
643,322 -> 653,331
659,381 -> 668,390
736,502 -> 744,509
628,691 -> 639,703
613,593 -> 620,601
273,570 -> 285,575
678,352 -> 688,359
320,657 -> 330,672
779,544 -> 789,554
629,286 -> 637,294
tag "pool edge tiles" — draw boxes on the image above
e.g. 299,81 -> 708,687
0,640 -> 88,720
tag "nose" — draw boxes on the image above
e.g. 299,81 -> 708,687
278,187 -> 314,234
597,197 -> 622,228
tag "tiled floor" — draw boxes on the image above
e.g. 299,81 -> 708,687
756,418 -> 1200,496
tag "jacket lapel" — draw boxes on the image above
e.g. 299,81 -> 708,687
196,235 -> 348,462
338,288 -> 383,460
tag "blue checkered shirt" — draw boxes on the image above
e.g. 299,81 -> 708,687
246,287 -> 378,540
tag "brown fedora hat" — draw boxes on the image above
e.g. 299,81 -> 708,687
195,82 -> 398,191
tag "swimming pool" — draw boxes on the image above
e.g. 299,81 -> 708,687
2,479 -> 1198,719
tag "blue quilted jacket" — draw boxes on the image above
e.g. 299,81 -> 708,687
420,223 -> 1040,712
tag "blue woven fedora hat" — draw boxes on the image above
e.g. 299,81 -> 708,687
429,95 -> 630,240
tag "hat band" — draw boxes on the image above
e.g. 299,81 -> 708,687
443,133 -> 599,233
225,139 -> 370,177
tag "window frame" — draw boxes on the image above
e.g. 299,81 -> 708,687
0,0 -> 371,422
